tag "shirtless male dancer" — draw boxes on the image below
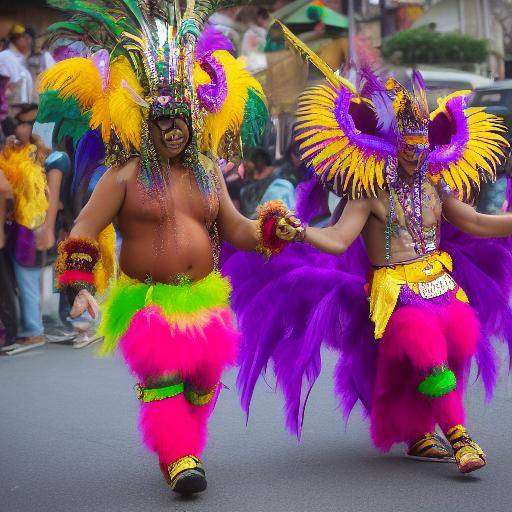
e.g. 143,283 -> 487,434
41,0 -> 274,495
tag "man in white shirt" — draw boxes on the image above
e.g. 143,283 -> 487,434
0,25 -> 34,109
0,25 -> 55,112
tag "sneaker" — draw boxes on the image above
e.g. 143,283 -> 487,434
407,432 -> 455,463
5,335 -> 47,355
160,455 -> 207,495
46,332 -> 77,344
73,333 -> 103,349
0,342 -> 21,353
446,425 -> 486,474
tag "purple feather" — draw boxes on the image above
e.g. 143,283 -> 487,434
295,177 -> 329,224
372,90 -> 397,137
196,54 -> 228,112
411,69 -> 429,118
428,94 -> 471,176
359,66 -> 387,98
196,25 -> 234,59
71,129 -> 105,194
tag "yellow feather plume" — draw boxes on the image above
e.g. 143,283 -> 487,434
40,55 -> 144,150
108,57 -> 145,150
39,57 -> 102,110
0,144 -> 48,229
94,223 -> 118,295
195,51 -> 263,156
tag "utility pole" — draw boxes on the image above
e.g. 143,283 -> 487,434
379,0 -> 391,40
348,0 -> 357,66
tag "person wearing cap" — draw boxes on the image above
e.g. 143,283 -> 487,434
0,25 -> 34,108
0,25 -> 55,111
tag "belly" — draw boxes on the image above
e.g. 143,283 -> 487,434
118,215 -> 215,283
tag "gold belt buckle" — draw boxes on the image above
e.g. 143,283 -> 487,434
418,273 -> 456,299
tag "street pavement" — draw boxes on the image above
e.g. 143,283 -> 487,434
1,342 -> 511,512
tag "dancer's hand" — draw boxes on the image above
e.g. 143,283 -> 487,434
70,289 -> 99,319
276,213 -> 306,242
35,224 -> 55,251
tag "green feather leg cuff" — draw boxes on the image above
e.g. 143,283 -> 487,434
418,366 -> 457,398
135,382 -> 185,403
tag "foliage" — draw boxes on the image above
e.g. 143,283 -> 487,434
382,27 -> 488,65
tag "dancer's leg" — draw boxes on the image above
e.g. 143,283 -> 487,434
437,301 -> 485,473
119,306 -> 238,492
371,306 -> 448,451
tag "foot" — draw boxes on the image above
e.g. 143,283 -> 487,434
4,335 -> 47,355
160,455 -> 207,495
407,432 -> 455,462
446,425 -> 486,474
73,333 -> 103,349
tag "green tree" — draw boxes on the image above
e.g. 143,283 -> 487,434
382,27 -> 488,65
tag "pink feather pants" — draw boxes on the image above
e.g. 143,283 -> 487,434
119,306 -> 238,464
370,300 -> 480,451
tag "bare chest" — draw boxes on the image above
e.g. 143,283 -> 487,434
119,168 -> 219,227
366,179 -> 443,263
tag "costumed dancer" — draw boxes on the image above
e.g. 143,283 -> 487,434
40,0 -> 290,495
224,22 -> 512,475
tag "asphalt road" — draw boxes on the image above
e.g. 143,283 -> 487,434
1,342 -> 511,512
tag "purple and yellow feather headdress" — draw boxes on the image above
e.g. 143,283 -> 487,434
277,21 -> 508,201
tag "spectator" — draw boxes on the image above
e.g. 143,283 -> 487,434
220,159 -> 245,211
239,147 -> 295,218
209,8 -> 244,55
240,7 -> 270,73
0,103 -> 70,354
274,140 -> 309,187
0,168 -> 17,349
0,25 -> 54,110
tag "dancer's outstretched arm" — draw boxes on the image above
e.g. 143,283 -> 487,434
443,195 -> 512,238
301,198 -> 371,255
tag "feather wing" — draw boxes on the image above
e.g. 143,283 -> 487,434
429,91 -> 509,200
295,83 -> 396,198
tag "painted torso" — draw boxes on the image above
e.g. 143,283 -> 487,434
362,178 -> 443,266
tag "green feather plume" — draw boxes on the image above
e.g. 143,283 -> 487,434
48,0 -> 124,37
241,88 -> 268,149
37,90 -> 91,147
47,21 -> 86,34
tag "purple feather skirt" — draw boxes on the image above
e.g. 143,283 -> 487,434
222,219 -> 512,448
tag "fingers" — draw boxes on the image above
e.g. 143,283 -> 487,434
70,303 -> 86,318
276,224 -> 296,241
87,302 -> 97,319
70,290 -> 98,319
276,214 -> 306,242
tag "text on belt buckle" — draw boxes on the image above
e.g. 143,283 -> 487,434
417,273 -> 456,299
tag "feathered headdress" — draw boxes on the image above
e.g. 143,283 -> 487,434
275,21 -> 508,201
39,0 -> 267,191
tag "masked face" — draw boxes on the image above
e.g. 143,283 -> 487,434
150,116 -> 191,160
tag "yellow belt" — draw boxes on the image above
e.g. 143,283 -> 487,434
370,251 -> 468,339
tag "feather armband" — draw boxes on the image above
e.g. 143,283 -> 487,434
56,237 -> 99,302
256,201 -> 305,257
